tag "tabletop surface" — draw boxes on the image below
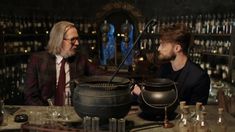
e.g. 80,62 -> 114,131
0,105 -> 235,132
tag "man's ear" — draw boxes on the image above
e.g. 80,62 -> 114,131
175,44 -> 182,52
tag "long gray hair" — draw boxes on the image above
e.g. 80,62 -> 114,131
46,21 -> 75,55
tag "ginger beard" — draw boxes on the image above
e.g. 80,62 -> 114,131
158,42 -> 177,61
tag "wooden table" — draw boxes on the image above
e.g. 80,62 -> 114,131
0,105 -> 235,131
0,105 -> 81,131
127,105 -> 235,132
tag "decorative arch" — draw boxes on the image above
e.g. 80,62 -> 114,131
95,2 -> 145,40
96,2 -> 144,23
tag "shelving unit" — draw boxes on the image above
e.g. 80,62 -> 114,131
189,32 -> 234,83
231,27 -> 235,84
0,33 -> 48,104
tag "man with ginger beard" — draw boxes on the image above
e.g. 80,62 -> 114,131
24,21 -> 105,106
132,24 -> 210,105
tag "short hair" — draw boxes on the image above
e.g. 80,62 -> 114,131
46,21 -> 75,55
159,23 -> 191,55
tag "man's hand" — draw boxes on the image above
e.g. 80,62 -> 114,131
131,84 -> 141,95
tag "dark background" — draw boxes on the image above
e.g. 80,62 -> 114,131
0,0 -> 234,18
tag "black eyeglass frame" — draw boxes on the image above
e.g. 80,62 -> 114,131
63,37 -> 79,44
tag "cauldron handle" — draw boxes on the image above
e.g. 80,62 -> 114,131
140,82 -> 178,109
129,79 -> 136,91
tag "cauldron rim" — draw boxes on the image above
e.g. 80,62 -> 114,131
142,78 -> 175,87
74,75 -> 131,90
74,75 -> 130,84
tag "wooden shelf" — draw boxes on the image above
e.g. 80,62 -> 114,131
202,52 -> 230,58
192,33 -> 231,37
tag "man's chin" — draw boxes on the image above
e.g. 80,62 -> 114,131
158,56 -> 174,62
62,52 -> 76,58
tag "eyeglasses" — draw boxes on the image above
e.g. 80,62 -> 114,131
63,37 -> 79,44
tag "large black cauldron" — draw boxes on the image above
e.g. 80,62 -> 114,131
73,76 -> 132,122
138,78 -> 178,119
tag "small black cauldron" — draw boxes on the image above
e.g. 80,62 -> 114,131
72,76 -> 132,122
138,78 -> 178,120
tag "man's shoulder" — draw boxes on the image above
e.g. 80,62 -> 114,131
184,60 -> 210,89
187,60 -> 209,77
29,51 -> 55,63
30,51 -> 51,59
187,60 -> 203,71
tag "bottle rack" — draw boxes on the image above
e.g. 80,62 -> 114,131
231,28 -> 235,84
73,18 -> 98,61
189,34 -> 232,81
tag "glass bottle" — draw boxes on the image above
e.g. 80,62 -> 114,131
196,111 -> 209,132
0,100 -> 5,125
179,101 -> 186,119
193,102 -> 203,132
214,108 -> 227,132
178,105 -> 193,132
